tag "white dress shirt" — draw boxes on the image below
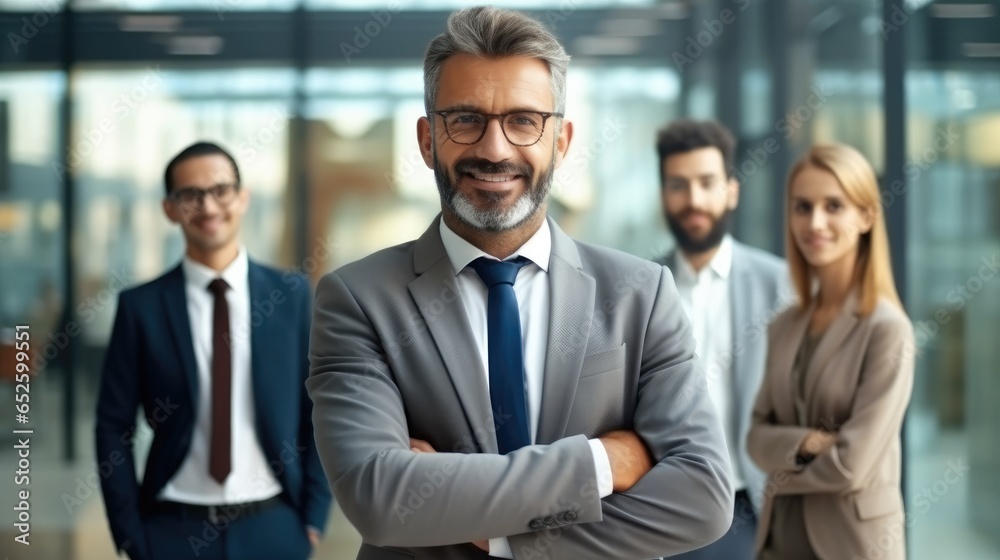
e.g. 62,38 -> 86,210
159,246 -> 283,505
439,219 -> 613,558
673,234 -> 744,491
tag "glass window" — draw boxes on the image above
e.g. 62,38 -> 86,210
0,71 -> 64,448
905,67 -> 1000,559
0,71 -> 65,365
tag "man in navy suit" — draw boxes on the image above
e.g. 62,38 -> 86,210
95,142 -> 331,560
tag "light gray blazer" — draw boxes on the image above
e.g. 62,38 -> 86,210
659,241 -> 791,513
306,216 -> 733,560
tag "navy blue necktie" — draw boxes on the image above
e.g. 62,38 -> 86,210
469,256 -> 531,455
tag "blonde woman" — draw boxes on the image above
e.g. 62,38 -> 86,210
747,144 -> 914,560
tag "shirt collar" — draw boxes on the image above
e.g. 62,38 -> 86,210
439,218 -> 551,274
677,234 -> 733,282
182,245 -> 250,294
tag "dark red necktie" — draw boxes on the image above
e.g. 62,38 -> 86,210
207,278 -> 232,484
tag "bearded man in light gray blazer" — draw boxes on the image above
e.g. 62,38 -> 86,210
654,120 -> 793,560
306,8 -> 733,560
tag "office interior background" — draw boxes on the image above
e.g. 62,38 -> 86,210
0,0 -> 998,558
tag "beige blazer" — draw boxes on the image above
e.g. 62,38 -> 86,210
747,291 -> 914,560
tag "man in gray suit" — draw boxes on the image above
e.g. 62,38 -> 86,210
654,120 -> 792,560
306,8 -> 733,559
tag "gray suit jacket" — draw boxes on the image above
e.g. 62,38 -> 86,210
307,216 -> 733,560
659,241 -> 791,513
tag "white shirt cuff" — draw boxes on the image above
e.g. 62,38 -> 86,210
489,537 -> 513,558
488,440 -> 610,558
589,438 -> 614,498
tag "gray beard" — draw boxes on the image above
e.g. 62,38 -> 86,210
434,159 -> 554,233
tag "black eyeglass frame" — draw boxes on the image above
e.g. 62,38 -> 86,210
432,110 -> 565,147
167,183 -> 241,206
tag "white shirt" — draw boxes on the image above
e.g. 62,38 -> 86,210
439,220 -> 613,558
159,246 -> 283,505
673,234 -> 744,491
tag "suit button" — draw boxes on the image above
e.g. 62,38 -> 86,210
543,516 -> 557,527
529,519 -> 544,531
563,511 -> 578,522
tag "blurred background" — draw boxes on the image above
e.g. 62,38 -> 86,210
0,0 -> 998,558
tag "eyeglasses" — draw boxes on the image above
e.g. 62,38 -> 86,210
433,110 -> 563,147
168,183 -> 239,207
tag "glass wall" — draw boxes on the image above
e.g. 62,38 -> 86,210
905,59 -> 1000,560
0,70 -> 65,414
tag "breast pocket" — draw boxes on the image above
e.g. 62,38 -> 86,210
565,344 -> 628,437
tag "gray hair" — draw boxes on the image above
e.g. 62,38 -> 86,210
423,6 -> 570,115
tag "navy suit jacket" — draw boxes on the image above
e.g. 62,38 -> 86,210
95,260 -> 332,559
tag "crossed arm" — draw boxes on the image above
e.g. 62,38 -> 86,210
747,317 -> 915,495
306,269 -> 733,559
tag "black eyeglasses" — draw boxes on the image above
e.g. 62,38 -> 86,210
168,183 -> 239,207
433,110 -> 563,147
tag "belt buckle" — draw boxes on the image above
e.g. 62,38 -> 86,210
208,504 -> 219,525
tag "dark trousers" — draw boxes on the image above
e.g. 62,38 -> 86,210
667,490 -> 757,560
141,497 -> 311,560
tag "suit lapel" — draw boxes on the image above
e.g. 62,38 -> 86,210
408,218 -> 495,453
536,218 -> 595,444
162,264 -> 199,408
248,262 -> 274,437
728,244 -> 748,424
804,290 -> 859,413
772,302 -> 813,423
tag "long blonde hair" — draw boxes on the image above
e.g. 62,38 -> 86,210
785,143 -> 902,316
